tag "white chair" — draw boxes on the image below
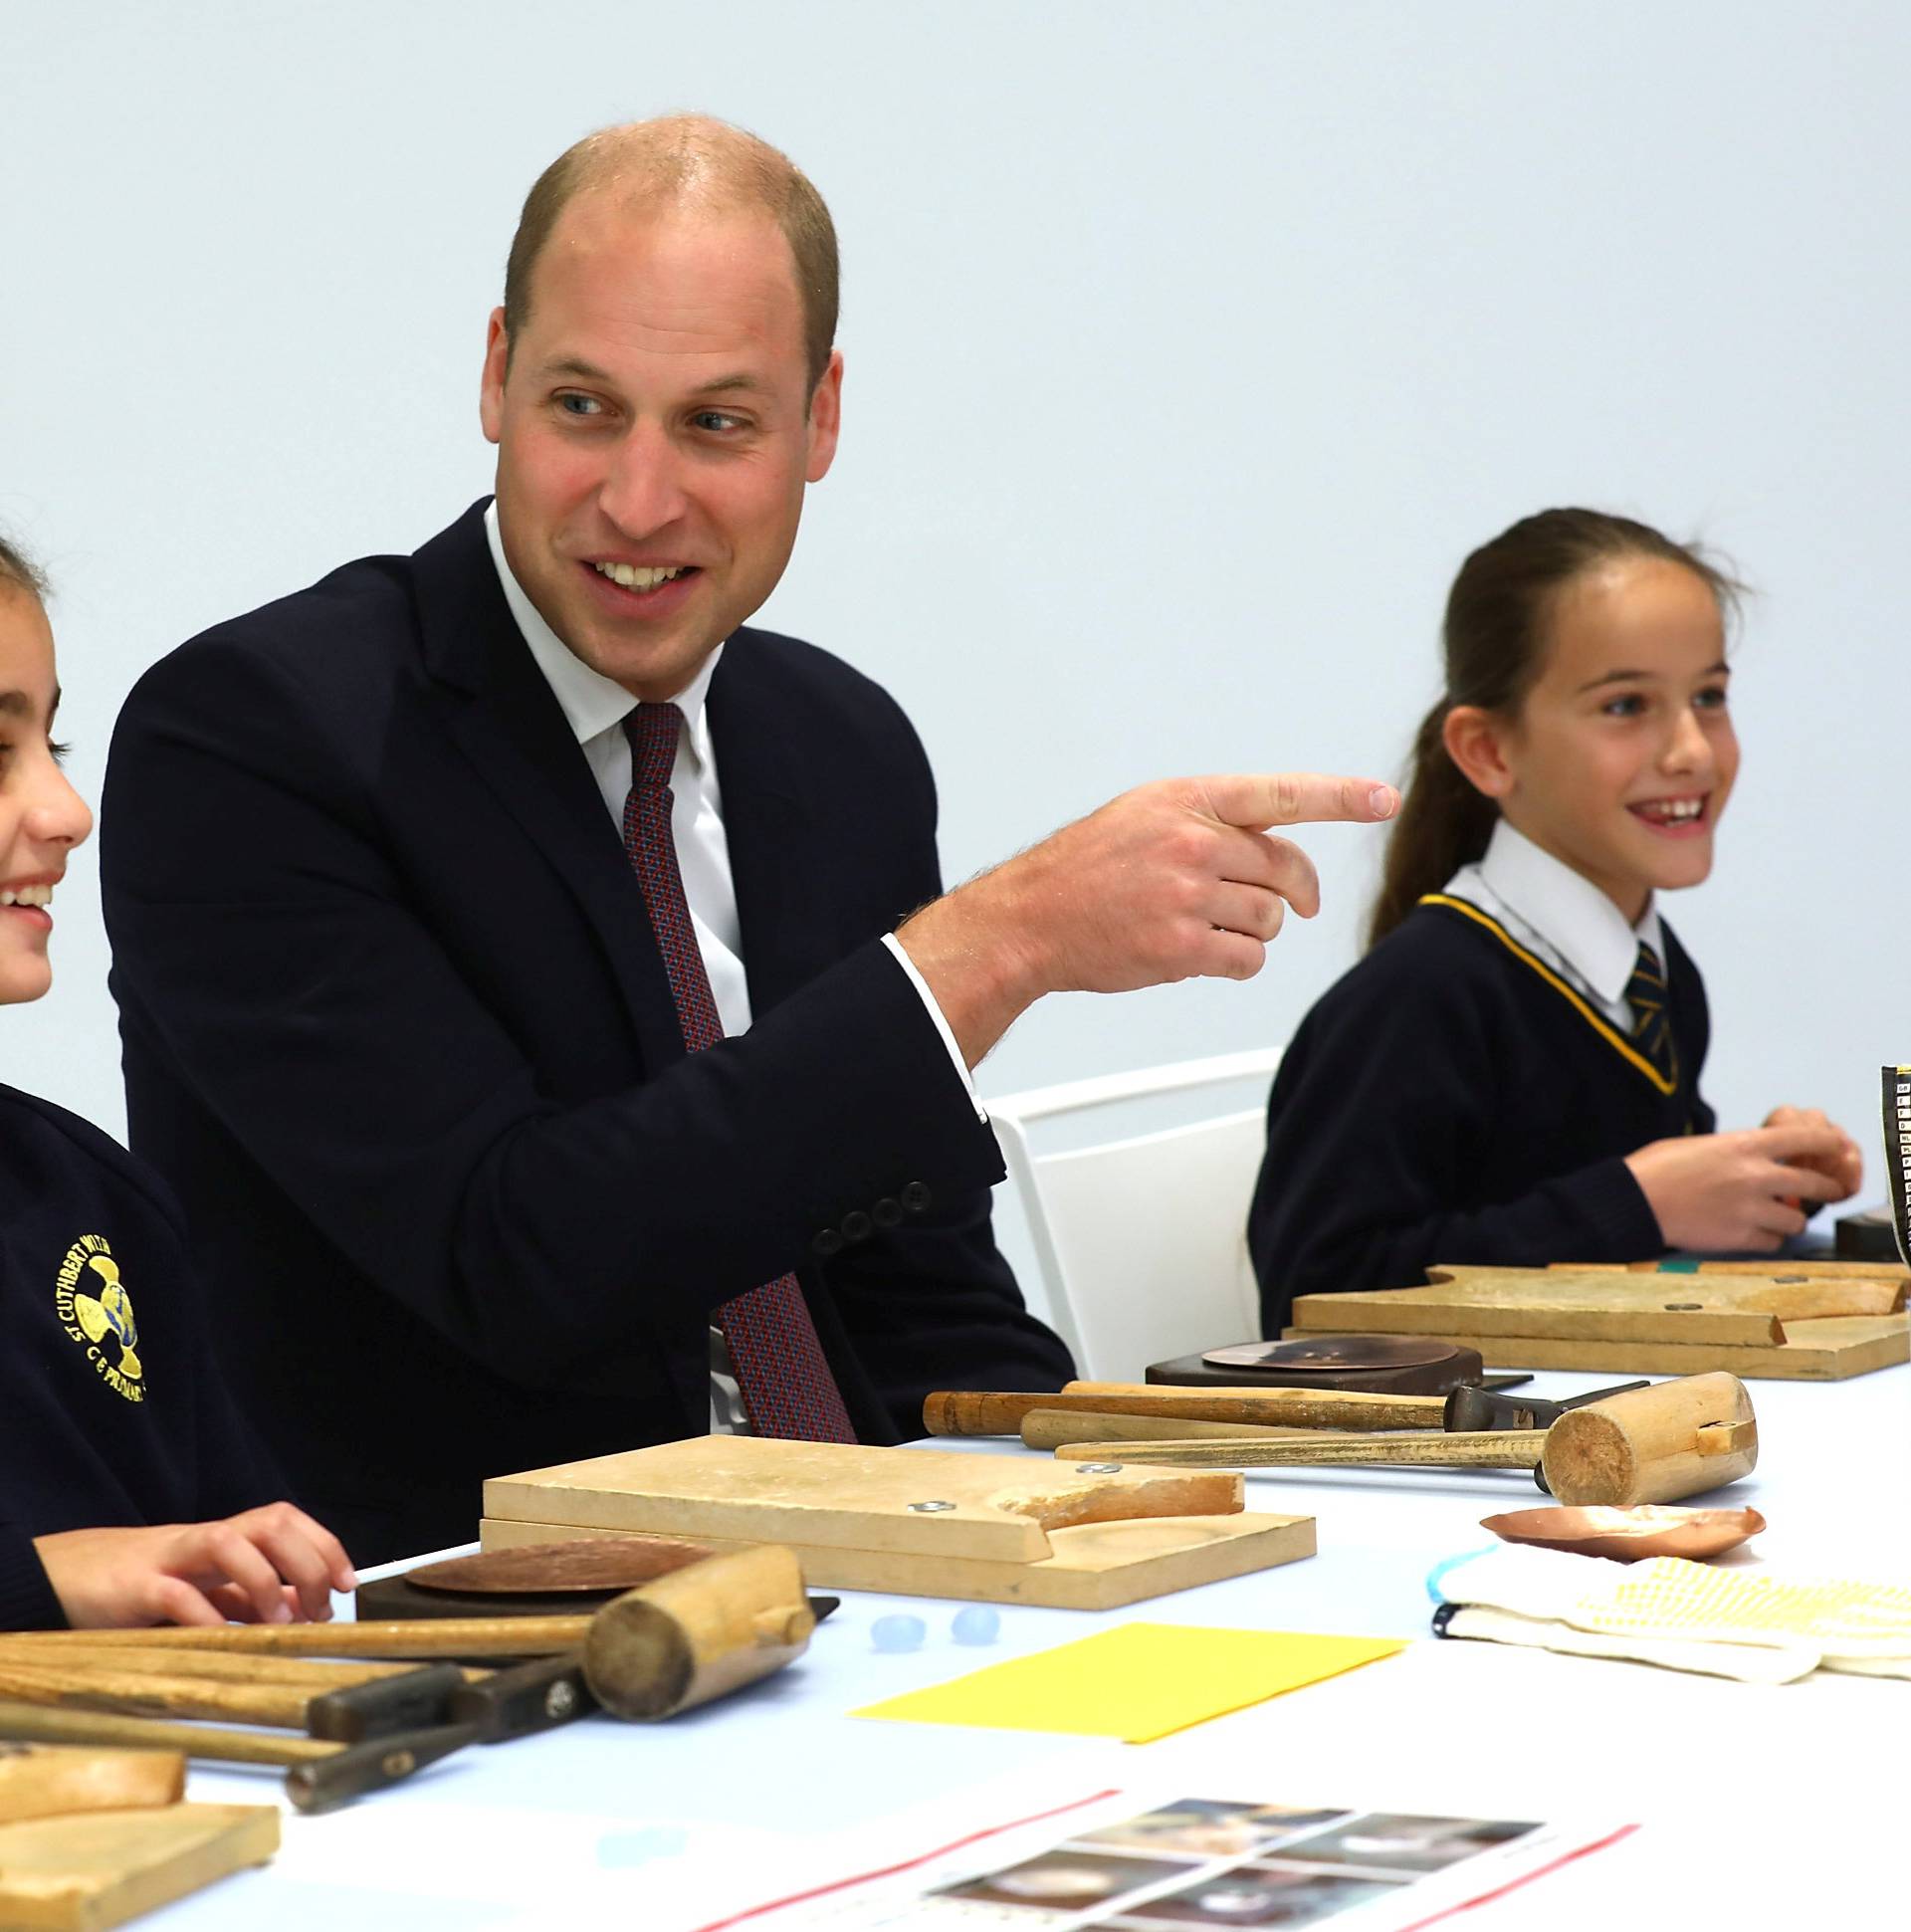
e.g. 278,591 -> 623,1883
986,1046 -> 1283,1382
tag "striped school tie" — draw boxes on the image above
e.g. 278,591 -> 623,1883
1624,941 -> 1679,1086
621,701 -> 857,1442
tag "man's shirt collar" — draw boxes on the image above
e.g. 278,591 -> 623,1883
484,500 -> 722,770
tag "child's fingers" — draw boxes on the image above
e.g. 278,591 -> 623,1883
1762,1158 -> 1850,1204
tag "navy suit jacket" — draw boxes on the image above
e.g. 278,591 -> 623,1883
101,502 -> 1071,1563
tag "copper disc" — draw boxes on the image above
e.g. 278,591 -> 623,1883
1201,1335 -> 1461,1374
404,1536 -> 716,1596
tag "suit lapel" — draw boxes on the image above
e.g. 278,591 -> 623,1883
414,505 -> 687,1073
707,641 -> 820,1018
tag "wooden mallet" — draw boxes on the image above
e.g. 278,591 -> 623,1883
1052,1373 -> 1760,1508
8,1545 -> 814,1729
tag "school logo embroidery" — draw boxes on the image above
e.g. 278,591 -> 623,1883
54,1235 -> 145,1403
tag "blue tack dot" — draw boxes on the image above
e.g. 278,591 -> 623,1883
872,1613 -> 927,1652
597,1826 -> 688,1867
951,1606 -> 1000,1645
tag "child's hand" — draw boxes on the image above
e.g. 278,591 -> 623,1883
1760,1106 -> 1863,1199
32,1504 -> 356,1629
1625,1121 -> 1857,1251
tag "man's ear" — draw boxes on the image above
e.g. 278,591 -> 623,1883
480,309 -> 510,446
804,348 -> 844,484
1442,704 -> 1517,800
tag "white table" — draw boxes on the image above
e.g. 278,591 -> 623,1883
137,1365 -> 1911,1930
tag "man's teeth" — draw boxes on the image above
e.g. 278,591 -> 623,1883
1636,799 -> 1704,823
0,886 -> 52,908
594,562 -> 687,591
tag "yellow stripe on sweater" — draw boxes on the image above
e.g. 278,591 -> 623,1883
1417,893 -> 1678,1097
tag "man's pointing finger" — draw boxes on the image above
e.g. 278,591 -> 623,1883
1202,773 -> 1400,831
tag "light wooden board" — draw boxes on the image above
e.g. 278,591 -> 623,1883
1290,1263 -> 1911,1359
0,1803 -> 277,1931
1595,1260 -> 1910,1284
1284,1317 -> 1908,1380
484,1436 -> 1246,1563
480,1511 -> 1316,1610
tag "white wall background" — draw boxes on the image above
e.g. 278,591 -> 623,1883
3,1 -> 1904,1304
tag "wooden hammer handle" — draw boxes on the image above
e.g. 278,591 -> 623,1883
1020,1409 -> 1316,1450
0,1639 -> 483,1692
1054,1429 -> 1547,1469
0,1656 -> 314,1730
0,1701 -> 476,1813
16,1615 -> 593,1659
926,1387 -> 1450,1436
0,1697 -> 335,1766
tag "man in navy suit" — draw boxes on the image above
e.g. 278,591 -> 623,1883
101,116 -> 1394,1563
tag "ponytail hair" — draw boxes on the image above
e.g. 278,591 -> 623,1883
1367,507 -> 1741,949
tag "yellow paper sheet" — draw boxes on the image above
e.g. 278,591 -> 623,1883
851,1624 -> 1403,1744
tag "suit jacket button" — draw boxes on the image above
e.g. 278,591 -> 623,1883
872,1196 -> 903,1229
901,1181 -> 933,1214
812,1227 -> 846,1258
842,1209 -> 874,1245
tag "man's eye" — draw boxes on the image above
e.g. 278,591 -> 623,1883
692,410 -> 744,433
556,393 -> 603,418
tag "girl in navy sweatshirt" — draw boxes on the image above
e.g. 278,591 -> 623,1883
0,533 -> 355,1628
1249,508 -> 1862,1332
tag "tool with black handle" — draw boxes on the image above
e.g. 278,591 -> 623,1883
0,1699 -> 475,1814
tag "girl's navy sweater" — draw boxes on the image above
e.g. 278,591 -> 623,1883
1249,897 -> 1714,1333
0,1081 -> 282,1627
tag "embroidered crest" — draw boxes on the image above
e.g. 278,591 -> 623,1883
54,1235 -> 145,1403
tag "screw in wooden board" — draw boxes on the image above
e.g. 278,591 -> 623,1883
908,1499 -> 956,1513
1075,1462 -> 1125,1474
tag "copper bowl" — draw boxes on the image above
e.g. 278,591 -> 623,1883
1479,1504 -> 1766,1562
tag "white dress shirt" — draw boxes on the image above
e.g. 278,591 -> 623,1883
482,506 -> 982,1429
1442,818 -> 1665,1028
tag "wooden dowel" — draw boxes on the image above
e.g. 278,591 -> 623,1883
12,1615 -> 591,1659
1053,1428 -> 1546,1469
925,1387 -> 1451,1437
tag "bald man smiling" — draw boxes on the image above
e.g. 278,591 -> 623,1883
101,116 -> 1395,1562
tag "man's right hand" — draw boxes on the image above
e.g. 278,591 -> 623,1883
897,772 -> 1398,1066
1624,1122 -> 1857,1252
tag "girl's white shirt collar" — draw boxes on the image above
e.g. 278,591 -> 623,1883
1447,818 -> 1665,1010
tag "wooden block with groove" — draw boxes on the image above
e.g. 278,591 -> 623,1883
484,1435 -> 1245,1561
481,1512 -> 1315,1610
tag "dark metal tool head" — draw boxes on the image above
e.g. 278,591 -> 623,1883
1443,1379 -> 1651,1434
287,1721 -> 479,1813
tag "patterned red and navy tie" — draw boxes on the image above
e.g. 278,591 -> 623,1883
621,702 -> 858,1442
1625,941 -> 1679,1087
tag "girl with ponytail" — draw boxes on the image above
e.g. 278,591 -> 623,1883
1249,509 -> 1862,1331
